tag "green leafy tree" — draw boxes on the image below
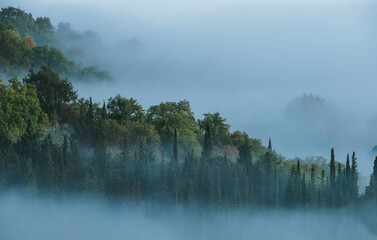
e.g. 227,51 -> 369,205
203,122 -> 213,158
147,100 -> 201,156
107,94 -> 144,125
0,29 -> 31,72
0,77 -> 43,145
0,7 -> 37,39
198,112 -> 231,146
24,65 -> 77,119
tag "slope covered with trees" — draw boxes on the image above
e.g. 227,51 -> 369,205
0,7 -> 111,81
0,65 -> 376,214
0,5 -> 377,235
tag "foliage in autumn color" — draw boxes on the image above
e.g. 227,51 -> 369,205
23,36 -> 36,49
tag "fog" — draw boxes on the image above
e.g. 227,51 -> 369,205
0,193 -> 374,240
2,0 -> 377,174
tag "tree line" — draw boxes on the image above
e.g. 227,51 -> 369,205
1,65 -> 377,213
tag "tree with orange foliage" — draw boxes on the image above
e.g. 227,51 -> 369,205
23,36 -> 36,49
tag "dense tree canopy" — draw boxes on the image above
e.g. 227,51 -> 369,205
198,112 -> 231,146
0,7 -> 377,233
107,95 -> 145,125
0,76 -> 43,145
0,62 -> 376,225
147,100 -> 201,156
24,65 -> 77,119
0,7 -> 111,81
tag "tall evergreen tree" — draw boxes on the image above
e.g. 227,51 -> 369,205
203,122 -> 213,158
67,139 -> 84,190
203,164 -> 212,204
56,148 -> 66,194
273,166 -> 279,208
350,152 -> 359,201
330,148 -> 336,188
310,165 -> 316,191
185,179 -> 194,206
85,158 -> 99,193
215,166 -> 222,206
25,158 -> 37,196
173,128 -> 178,163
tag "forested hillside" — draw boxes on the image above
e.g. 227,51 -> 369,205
0,5 -> 377,236
0,7 -> 111,81
1,64 -> 377,212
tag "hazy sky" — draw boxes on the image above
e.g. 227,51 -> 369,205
2,0 -> 377,175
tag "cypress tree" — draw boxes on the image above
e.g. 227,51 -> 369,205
122,136 -> 129,162
25,158 -> 37,196
310,165 -> 316,192
296,160 -> 302,204
320,169 -> 326,190
62,135 -> 69,172
203,122 -> 213,158
231,167 -> 239,206
346,154 -> 351,185
185,179 -> 194,206
373,156 -> 377,185
350,152 -> 359,200
285,173 -> 294,207
173,173 -> 180,210
215,166 -> 222,206
159,159 -> 168,192
94,115 -> 107,179
302,173 -> 311,208
100,101 -> 107,121
86,97 -> 94,127
203,164 -> 212,204
345,154 -> 351,203
317,190 -> 321,208
173,128 -> 178,163
131,177 -> 141,202
273,166 -> 279,208
67,139 -> 84,191
244,175 -> 250,207
330,148 -> 336,188
56,148 -> 66,194
45,152 -> 55,195
368,156 -> 377,199
84,97 -> 95,144
85,158 -> 99,193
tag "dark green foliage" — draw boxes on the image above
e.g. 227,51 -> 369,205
198,112 -> 231,146
330,148 -> 336,188
147,100 -> 200,156
350,152 -> 359,201
0,7 -> 38,40
203,122 -> 213,158
237,135 -> 253,166
173,128 -> 178,162
24,65 -> 77,119
107,95 -> 144,125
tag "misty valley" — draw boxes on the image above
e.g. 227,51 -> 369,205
1,4 -> 377,240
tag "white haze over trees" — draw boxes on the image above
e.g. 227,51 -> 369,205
2,0 -> 377,175
1,1 -> 377,239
